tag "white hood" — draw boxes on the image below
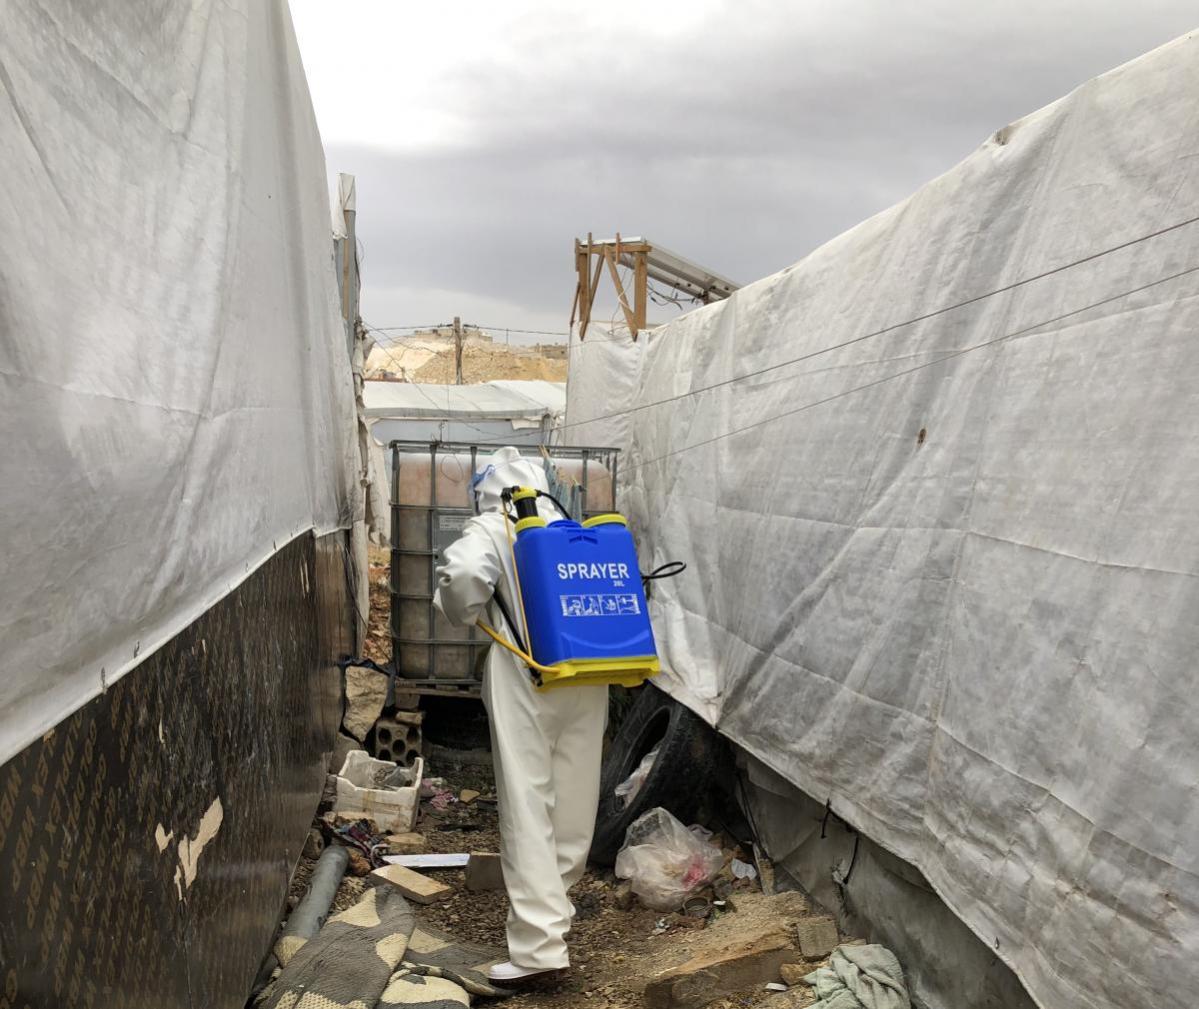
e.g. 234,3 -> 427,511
471,446 -> 550,514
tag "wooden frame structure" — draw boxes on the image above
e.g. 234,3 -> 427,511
571,233 -> 739,340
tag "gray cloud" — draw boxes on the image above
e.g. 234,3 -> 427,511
324,2 -> 1197,337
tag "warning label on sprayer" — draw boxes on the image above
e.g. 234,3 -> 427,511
559,593 -> 641,617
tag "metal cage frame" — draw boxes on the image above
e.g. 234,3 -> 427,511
387,440 -> 620,695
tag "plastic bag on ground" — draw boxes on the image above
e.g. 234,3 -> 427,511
614,807 -> 725,911
730,858 -> 758,881
614,746 -> 659,808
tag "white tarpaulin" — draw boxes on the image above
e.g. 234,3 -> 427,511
0,1 -> 358,763
565,326 -> 646,449
363,380 -> 565,423
365,379 -> 566,456
570,33 -> 1199,1009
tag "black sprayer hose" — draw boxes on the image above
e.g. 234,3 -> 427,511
538,490 -> 573,520
642,561 -> 687,597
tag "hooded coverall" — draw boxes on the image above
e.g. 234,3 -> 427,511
433,447 -> 608,971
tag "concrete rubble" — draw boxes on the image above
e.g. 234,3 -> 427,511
464,852 -> 504,892
779,963 -> 807,985
373,709 -> 424,766
382,832 -> 427,855
342,665 -> 389,741
302,828 -> 325,860
797,915 -> 840,961
369,863 -> 453,904
644,924 -> 802,1009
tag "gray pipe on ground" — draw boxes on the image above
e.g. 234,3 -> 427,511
250,843 -> 349,998
285,844 -> 350,939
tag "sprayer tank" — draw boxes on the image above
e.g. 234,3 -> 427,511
513,515 -> 659,688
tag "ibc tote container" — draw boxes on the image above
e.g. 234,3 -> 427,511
388,440 -> 619,695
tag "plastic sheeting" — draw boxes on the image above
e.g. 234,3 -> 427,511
0,1 -> 359,764
363,380 -> 564,423
366,380 -> 566,460
569,33 -> 1199,1009
564,326 -> 646,449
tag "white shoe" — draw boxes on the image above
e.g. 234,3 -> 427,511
487,961 -> 558,983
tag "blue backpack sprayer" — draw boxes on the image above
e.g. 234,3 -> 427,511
476,486 -> 683,689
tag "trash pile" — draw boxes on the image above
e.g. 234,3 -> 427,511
616,807 -> 725,911
611,805 -> 767,929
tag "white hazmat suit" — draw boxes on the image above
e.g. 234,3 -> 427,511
433,447 -> 608,973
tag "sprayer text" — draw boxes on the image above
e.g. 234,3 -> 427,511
557,562 -> 630,580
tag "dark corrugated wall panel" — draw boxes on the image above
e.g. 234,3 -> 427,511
0,530 -> 351,1008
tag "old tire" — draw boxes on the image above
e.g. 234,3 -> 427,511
590,684 -> 721,865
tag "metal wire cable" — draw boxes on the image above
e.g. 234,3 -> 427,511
360,331 -> 426,379
363,316 -> 622,350
366,323 -> 447,332
622,261 -> 1199,479
366,321 -> 572,339
362,217 -> 1199,462
368,331 -> 431,348
362,329 -> 558,441
647,278 -> 700,308
464,324 -> 571,338
567,330 -> 640,350
547,212 -> 1199,435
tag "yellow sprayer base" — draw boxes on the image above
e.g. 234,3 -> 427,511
537,656 -> 661,691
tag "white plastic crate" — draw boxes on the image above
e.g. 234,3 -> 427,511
333,751 -> 423,832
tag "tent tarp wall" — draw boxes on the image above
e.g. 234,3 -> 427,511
0,0 -> 358,764
581,33 -> 1199,1009
565,327 -> 645,450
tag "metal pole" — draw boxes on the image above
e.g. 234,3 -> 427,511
338,173 -> 368,649
337,174 -> 358,358
390,443 -> 401,674
453,316 -> 463,385
428,442 -> 438,678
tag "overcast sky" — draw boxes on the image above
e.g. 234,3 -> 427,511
289,1 -> 1196,343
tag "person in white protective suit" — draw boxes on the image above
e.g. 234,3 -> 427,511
433,447 -> 608,982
